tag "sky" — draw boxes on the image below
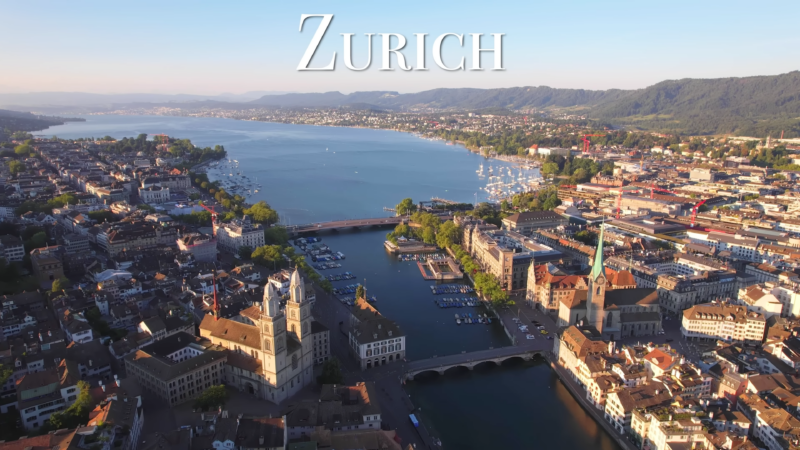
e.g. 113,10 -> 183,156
2,0 -> 799,95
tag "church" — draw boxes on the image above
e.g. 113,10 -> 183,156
531,225 -> 662,340
200,268 -> 315,404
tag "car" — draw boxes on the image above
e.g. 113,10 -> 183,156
538,326 -> 546,330
547,336 -> 553,340
531,320 -> 541,325
540,330 -> 548,335
526,334 -> 535,340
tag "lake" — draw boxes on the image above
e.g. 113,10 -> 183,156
43,115 -> 620,450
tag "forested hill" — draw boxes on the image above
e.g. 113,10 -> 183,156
0,109 -> 73,141
251,71 -> 800,136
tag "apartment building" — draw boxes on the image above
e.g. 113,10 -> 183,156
681,303 -> 766,344
214,215 -> 265,253
17,360 -> 81,431
285,382 -> 382,439
349,298 -> 405,370
124,332 -> 227,406
177,232 -> 217,262
501,210 -> 567,236
0,235 -> 25,262
311,320 -> 330,365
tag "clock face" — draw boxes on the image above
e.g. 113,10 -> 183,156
596,277 -> 606,286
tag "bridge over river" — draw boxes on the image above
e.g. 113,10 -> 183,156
287,216 -> 405,235
404,346 -> 546,381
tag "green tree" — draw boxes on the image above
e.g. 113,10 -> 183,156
251,245 -> 284,269
51,277 -> 70,293
421,226 -> 436,245
243,201 -> 279,225
6,160 -> 25,176
47,380 -> 92,430
13,144 -> 32,156
395,198 -> 416,216
436,220 -> 460,249
317,358 -> 344,385
542,162 -> 559,176
239,246 -> 253,260
356,285 -> 365,300
264,226 -> 289,246
194,385 -> 229,410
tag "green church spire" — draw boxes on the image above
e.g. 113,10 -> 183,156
591,222 -> 605,281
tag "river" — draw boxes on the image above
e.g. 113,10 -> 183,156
43,115 -> 621,450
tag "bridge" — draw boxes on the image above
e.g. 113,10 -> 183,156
288,216 -> 405,235
403,346 -> 545,381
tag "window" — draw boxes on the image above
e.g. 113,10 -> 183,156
292,354 -> 298,370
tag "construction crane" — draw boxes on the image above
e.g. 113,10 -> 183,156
690,199 -> 708,228
153,134 -> 169,153
649,184 -> 678,199
198,202 -> 219,235
582,134 -> 606,154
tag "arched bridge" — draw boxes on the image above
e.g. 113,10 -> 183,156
288,217 -> 405,235
404,347 -> 545,381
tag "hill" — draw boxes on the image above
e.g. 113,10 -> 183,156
250,71 -> 800,136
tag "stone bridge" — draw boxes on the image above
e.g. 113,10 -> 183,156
404,347 -> 546,381
288,217 -> 405,235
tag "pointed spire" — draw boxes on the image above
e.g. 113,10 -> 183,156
263,283 -> 280,317
591,221 -> 605,281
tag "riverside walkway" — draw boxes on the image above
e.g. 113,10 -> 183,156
288,216 -> 405,234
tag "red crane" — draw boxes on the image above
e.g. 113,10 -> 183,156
649,184 -> 678,199
211,273 -> 220,321
153,134 -> 169,153
690,199 -> 708,228
198,202 -> 219,236
582,134 -> 606,153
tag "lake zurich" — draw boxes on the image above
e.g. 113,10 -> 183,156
43,115 -> 621,450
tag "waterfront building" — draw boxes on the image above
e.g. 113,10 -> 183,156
681,303 -> 766,344
556,226 -> 661,340
553,325 -> 622,409
285,382 -> 382,439
464,227 -> 564,291
348,297 -> 405,370
124,331 -> 228,406
200,269 -> 315,404
604,382 -> 671,434
214,215 -> 265,253
501,211 -> 567,236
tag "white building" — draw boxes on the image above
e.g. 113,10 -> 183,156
0,235 -> 25,262
214,215 -> 265,253
681,303 -> 766,344
139,185 -> 170,204
348,297 -> 405,370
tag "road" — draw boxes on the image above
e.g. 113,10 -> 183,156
292,217 -> 403,233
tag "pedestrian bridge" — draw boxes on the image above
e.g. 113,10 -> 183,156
288,217 -> 404,235
403,347 -> 545,381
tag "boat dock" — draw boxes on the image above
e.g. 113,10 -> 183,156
417,257 -> 464,280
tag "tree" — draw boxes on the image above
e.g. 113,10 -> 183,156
51,277 -> 70,293
239,246 -> 253,260
264,226 -> 289,246
542,162 -> 559,176
47,380 -> 92,430
87,210 -> 117,223
395,198 -> 416,216
13,144 -> 32,156
356,285 -> 365,300
6,160 -> 25,176
436,220 -> 460,249
317,358 -> 344,385
194,385 -> 229,410
252,245 -> 284,269
243,201 -> 279,225
421,226 -> 436,245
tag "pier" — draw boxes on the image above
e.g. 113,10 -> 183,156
403,347 -> 544,381
288,216 -> 405,235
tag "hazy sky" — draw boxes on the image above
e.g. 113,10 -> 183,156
2,0 -> 799,95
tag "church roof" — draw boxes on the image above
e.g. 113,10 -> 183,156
199,315 -> 262,350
